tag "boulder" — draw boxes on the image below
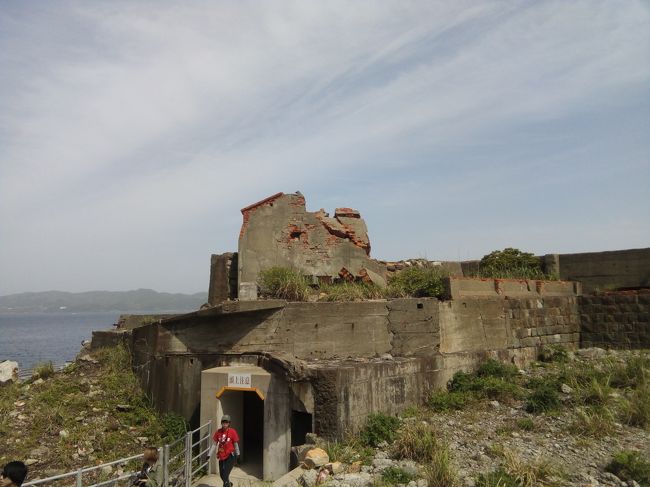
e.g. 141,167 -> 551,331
0,360 -> 19,384
303,448 -> 329,469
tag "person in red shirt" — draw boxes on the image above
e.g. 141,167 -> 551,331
211,415 -> 240,487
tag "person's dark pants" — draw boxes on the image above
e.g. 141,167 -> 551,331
219,454 -> 236,487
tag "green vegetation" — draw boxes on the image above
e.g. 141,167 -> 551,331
381,466 -> 416,485
33,361 -> 56,379
447,359 -> 524,404
386,266 -> 449,298
257,266 -> 310,301
318,282 -> 385,301
525,380 -> 561,414
360,413 -> 401,447
0,344 -> 188,478
257,265 -> 450,301
391,421 -> 458,487
605,450 -> 650,486
471,248 -> 554,280
321,437 -> 374,465
477,448 -> 561,487
539,345 -> 569,363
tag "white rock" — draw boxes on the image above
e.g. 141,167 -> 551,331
59,430 -> 69,439
0,360 -> 19,384
101,465 -> 113,476
561,383 -> 573,394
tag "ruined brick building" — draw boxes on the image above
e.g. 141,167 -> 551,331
94,192 -> 650,481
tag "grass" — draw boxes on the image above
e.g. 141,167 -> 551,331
33,361 -> 56,379
478,448 -> 562,487
321,436 -> 374,465
387,266 -> 449,298
360,413 -> 401,447
318,282 -> 385,301
448,360 -> 525,404
605,450 -> 650,486
0,344 -> 187,479
381,466 -> 416,485
257,266 -> 310,301
569,406 -> 616,438
391,421 -> 458,487
470,248 -> 555,280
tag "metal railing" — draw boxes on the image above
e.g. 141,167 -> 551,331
23,421 -> 213,487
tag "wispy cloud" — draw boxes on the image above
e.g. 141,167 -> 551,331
0,0 -> 648,294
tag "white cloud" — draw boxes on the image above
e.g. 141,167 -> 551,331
0,0 -> 648,293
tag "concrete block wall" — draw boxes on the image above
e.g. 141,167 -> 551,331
580,290 -> 650,349
559,247 -> 650,294
311,357 -> 440,438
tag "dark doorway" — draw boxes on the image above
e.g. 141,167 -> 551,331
291,410 -> 312,446
241,391 -> 264,478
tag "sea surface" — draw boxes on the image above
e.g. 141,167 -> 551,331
0,311 -> 120,372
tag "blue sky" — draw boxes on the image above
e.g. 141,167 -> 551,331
0,0 -> 648,295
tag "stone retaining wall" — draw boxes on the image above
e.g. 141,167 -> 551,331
580,289 -> 650,349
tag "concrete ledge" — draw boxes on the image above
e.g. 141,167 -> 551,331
443,277 -> 580,299
91,329 -> 132,349
271,466 -> 305,487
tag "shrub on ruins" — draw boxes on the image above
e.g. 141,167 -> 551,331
605,450 -> 650,486
257,266 -> 310,301
318,281 -> 385,301
447,360 -> 524,403
428,390 -> 469,411
387,265 -> 449,298
360,413 -> 401,447
473,248 -> 549,280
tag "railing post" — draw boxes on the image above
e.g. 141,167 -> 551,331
184,431 -> 192,487
163,445 -> 170,487
206,420 -> 213,474
76,469 -> 82,487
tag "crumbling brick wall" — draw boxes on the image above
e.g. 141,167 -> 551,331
238,192 -> 387,299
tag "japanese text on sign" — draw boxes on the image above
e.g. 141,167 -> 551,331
228,372 -> 252,387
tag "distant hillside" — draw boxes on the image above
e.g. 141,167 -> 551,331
0,289 -> 208,312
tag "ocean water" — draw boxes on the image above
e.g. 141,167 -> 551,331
0,312 -> 120,372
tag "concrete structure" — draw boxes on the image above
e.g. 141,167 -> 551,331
103,192 -> 650,481
237,192 -> 387,300
129,284 -> 582,478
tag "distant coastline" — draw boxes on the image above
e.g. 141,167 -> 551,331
0,289 -> 207,313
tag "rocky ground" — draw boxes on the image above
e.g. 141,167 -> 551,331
293,349 -> 650,487
1,347 -> 648,487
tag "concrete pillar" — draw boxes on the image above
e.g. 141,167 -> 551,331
543,254 -> 560,278
263,374 -> 291,481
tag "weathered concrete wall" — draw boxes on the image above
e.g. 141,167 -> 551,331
311,357 -> 440,438
580,290 -> 650,349
156,302 -> 393,360
443,277 -> 580,299
437,296 -> 580,385
91,329 -> 132,349
238,192 -> 387,299
116,314 -> 177,330
559,247 -> 650,294
207,252 -> 238,306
